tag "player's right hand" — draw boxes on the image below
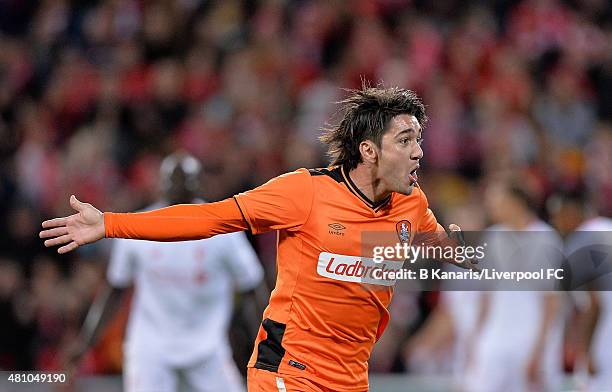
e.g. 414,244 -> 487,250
40,195 -> 105,254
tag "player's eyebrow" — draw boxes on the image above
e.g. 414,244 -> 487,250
396,128 -> 422,138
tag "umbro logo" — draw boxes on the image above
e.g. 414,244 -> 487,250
328,223 -> 345,231
328,223 -> 346,236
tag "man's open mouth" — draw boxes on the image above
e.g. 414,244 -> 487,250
408,167 -> 418,184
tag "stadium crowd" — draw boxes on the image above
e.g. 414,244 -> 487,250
0,0 -> 610,382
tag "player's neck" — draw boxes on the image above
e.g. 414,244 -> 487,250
347,164 -> 392,204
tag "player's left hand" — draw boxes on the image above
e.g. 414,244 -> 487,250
444,224 -> 481,272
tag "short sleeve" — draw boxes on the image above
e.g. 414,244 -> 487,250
107,239 -> 137,288
233,169 -> 314,234
221,232 -> 264,292
417,188 -> 440,232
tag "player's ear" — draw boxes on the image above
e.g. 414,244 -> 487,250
359,140 -> 378,164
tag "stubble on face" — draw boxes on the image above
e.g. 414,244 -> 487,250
378,114 -> 423,196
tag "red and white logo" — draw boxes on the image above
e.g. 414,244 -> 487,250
317,252 -> 403,286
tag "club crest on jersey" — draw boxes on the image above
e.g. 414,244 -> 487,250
396,220 -> 412,244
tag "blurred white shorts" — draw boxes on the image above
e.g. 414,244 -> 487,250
123,348 -> 245,392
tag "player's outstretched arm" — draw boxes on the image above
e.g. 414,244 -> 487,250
40,195 -> 105,254
41,195 -> 250,254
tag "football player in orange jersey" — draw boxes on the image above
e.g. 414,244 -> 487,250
41,85 -> 477,391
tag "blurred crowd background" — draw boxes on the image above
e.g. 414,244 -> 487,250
0,0 -> 610,381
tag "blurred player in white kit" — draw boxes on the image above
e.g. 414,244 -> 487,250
549,191 -> 612,391
403,204 -> 485,390
464,181 -> 566,392
67,152 -> 266,392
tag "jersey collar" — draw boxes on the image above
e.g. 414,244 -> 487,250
340,165 -> 392,211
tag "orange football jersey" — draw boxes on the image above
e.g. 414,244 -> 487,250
234,167 -> 438,390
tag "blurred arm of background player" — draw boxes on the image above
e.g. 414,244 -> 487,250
573,291 -> 600,375
61,283 -> 125,373
402,298 -> 454,369
547,192 -> 602,377
463,292 -> 490,373
526,293 -> 561,385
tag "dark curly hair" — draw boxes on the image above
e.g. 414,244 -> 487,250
319,85 -> 427,170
